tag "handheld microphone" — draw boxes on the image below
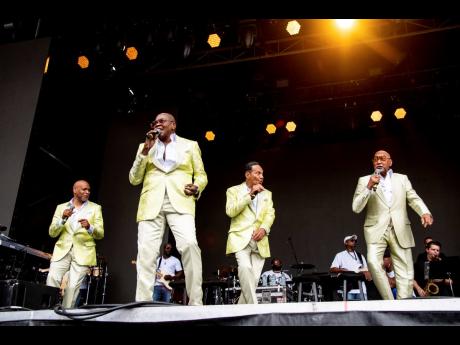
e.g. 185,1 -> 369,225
146,128 -> 161,140
372,167 -> 384,191
62,204 -> 75,224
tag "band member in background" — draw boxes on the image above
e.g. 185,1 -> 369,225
260,257 -> 292,286
153,243 -> 184,303
46,180 -> 104,308
352,150 -> 433,300
413,240 -> 453,297
225,161 -> 275,304
129,112 -> 208,305
330,234 -> 372,300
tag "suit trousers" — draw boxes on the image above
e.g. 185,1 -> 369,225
136,193 -> 203,305
367,223 -> 414,300
235,239 -> 265,304
46,247 -> 89,308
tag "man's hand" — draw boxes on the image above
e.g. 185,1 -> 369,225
421,213 -> 434,228
62,208 -> 73,219
367,174 -> 381,190
184,184 -> 199,196
141,134 -> 156,155
78,219 -> 90,230
249,184 -> 264,199
252,228 -> 266,241
164,274 -> 174,281
363,271 -> 373,281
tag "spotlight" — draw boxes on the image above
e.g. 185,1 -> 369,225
205,131 -> 215,141
125,47 -> 138,60
286,20 -> 301,36
394,107 -> 407,119
371,110 -> 383,122
266,124 -> 276,134
285,121 -> 297,132
77,55 -> 89,69
207,33 -> 221,48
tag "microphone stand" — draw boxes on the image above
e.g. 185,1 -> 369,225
287,237 -> 299,266
447,272 -> 455,297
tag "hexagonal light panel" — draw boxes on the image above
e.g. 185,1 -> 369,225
77,55 -> 89,69
205,131 -> 216,141
370,111 -> 383,122
125,47 -> 138,60
394,107 -> 406,119
207,34 -> 221,48
266,124 -> 276,134
286,121 -> 297,132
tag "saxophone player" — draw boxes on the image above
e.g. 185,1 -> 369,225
413,241 -> 454,297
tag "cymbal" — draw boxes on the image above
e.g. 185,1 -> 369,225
291,263 -> 316,270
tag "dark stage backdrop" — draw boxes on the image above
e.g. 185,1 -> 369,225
98,110 -> 460,303
0,38 -> 50,234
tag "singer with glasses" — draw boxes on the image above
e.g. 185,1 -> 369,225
46,180 -> 104,308
352,150 -> 433,299
129,112 -> 208,305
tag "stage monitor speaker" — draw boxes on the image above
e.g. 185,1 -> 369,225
0,279 -> 60,310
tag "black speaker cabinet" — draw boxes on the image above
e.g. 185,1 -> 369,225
0,279 -> 60,309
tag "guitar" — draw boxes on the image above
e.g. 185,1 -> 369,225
131,260 -> 173,291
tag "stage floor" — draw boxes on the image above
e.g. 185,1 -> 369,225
1,298 -> 460,326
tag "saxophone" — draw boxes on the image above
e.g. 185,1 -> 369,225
423,256 -> 441,296
424,280 -> 440,295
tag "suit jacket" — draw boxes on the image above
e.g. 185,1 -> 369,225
225,182 -> 275,258
49,201 -> 104,266
129,135 -> 208,222
352,173 -> 431,248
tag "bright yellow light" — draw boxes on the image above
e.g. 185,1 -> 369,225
335,19 -> 356,30
207,34 -> 221,48
266,124 -> 276,134
394,107 -> 407,119
125,47 -> 138,60
286,20 -> 301,36
77,55 -> 89,69
371,110 -> 383,122
285,121 -> 297,132
205,131 -> 215,141
44,56 -> 50,74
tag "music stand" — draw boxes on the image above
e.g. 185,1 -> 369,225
429,257 -> 459,297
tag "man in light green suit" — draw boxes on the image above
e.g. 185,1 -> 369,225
129,112 -> 207,305
352,150 -> 433,299
226,161 -> 275,304
47,180 -> 104,308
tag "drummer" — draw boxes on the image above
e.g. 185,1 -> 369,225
260,258 -> 292,287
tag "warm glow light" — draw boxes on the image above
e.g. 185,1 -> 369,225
286,20 -> 301,36
125,47 -> 138,60
266,124 -> 276,134
207,34 -> 221,48
77,55 -> 89,69
285,121 -> 297,132
371,110 -> 383,122
44,56 -> 50,74
394,107 -> 407,119
335,19 -> 356,30
205,131 -> 215,141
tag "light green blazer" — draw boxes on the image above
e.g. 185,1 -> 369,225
352,173 -> 431,248
225,182 -> 275,258
129,135 -> 208,222
49,201 -> 104,266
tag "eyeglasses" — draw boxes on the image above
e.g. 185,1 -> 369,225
372,156 -> 391,162
151,119 -> 174,126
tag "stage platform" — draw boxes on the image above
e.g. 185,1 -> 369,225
1,298 -> 460,326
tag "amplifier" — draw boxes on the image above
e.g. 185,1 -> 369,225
256,286 -> 287,304
0,279 -> 60,310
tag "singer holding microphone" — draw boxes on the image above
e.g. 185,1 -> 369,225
129,112 -> 207,305
352,150 -> 433,299
46,180 -> 104,308
225,161 -> 275,304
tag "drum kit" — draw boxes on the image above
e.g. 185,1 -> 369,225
202,262 -> 333,304
80,255 -> 108,306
